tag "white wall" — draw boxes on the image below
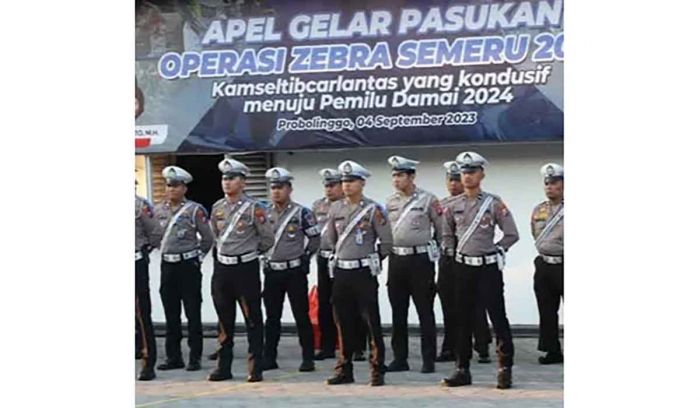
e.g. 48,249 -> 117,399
147,142 -> 563,326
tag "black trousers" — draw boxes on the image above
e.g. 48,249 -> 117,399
332,267 -> 385,375
263,265 -> 315,362
387,253 -> 437,363
136,257 -> 156,369
437,257 -> 492,356
159,258 -> 203,362
454,262 -> 514,369
316,256 -> 337,353
534,256 -> 564,354
211,259 -> 264,375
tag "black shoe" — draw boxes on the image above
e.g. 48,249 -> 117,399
353,351 -> 366,361
314,350 -> 335,361
299,360 -> 315,372
186,360 -> 201,371
441,369 -> 472,387
478,353 -> 492,364
207,351 -> 219,361
208,368 -> 233,381
497,367 -> 512,389
370,374 -> 385,386
157,360 -> 185,370
435,352 -> 455,362
386,360 -> 410,372
326,372 -> 355,385
137,368 -> 156,381
247,372 -> 263,383
538,352 -> 563,365
262,359 -> 279,371
420,361 -> 435,374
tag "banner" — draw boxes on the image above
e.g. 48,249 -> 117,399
135,0 -> 563,153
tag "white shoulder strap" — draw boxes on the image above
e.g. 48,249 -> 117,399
456,196 -> 494,254
535,205 -> 564,245
216,201 -> 252,252
392,193 -> 426,236
162,202 -> 195,243
268,205 -> 301,256
335,204 -> 376,253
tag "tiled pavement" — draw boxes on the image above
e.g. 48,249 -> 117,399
136,336 -> 563,407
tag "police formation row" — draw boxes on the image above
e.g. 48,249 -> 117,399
135,151 -> 564,389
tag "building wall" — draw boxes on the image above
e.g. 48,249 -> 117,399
145,142 -> 563,325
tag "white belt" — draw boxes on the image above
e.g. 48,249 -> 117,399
391,245 -> 429,256
319,250 -> 333,259
455,253 -> 498,266
162,249 -> 200,263
541,255 -> 564,264
217,251 -> 258,265
135,251 -> 144,261
336,258 -> 372,270
268,258 -> 302,271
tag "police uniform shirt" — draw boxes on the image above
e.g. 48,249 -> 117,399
531,200 -> 564,256
442,192 -> 519,256
325,196 -> 393,260
135,195 -> 160,252
154,199 -> 214,255
386,187 -> 443,247
312,197 -> 336,251
268,201 -> 321,261
211,195 -> 274,256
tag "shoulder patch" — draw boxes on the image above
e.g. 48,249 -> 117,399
374,205 -> 387,226
496,200 -> 510,217
254,205 -> 267,224
431,199 -> 443,216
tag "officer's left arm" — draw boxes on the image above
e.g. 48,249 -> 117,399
494,199 -> 519,251
253,202 -> 275,253
372,205 -> 393,259
301,207 -> 321,255
427,195 -> 444,243
194,205 -> 215,256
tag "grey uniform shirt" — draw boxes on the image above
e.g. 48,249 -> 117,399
312,197 -> 338,251
386,187 -> 443,247
439,194 -> 462,256
325,196 -> 393,260
210,195 -> 274,256
442,191 -> 519,256
154,199 -> 214,255
268,201 -> 320,261
531,200 -> 564,256
135,195 -> 160,252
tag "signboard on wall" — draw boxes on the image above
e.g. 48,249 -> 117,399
135,0 -> 563,153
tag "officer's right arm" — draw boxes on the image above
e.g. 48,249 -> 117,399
253,202 -> 274,253
441,205 -> 456,256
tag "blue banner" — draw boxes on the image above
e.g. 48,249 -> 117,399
135,0 -> 563,153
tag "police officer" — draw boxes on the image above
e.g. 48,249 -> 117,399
261,167 -> 320,372
312,168 -> 344,360
384,156 -> 441,374
531,163 -> 564,365
325,160 -> 393,387
312,169 -> 369,362
135,191 -> 160,381
154,166 -> 214,372
436,161 -> 493,364
441,152 -> 519,389
208,155 -> 274,382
